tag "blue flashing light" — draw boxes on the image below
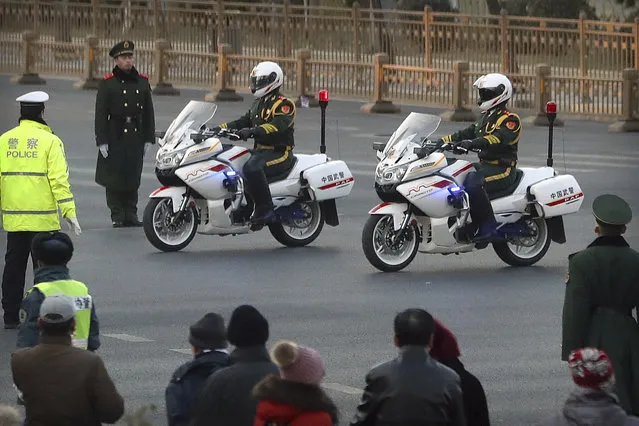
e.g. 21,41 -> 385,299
224,170 -> 237,178
448,185 -> 462,194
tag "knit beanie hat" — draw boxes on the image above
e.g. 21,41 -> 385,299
271,340 -> 325,385
430,319 -> 461,361
31,231 -> 74,266
226,305 -> 269,348
189,313 -> 227,350
568,348 -> 615,392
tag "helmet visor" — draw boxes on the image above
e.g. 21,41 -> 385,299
478,85 -> 505,104
250,72 -> 276,94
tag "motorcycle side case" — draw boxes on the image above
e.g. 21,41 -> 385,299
529,174 -> 584,218
303,160 -> 355,201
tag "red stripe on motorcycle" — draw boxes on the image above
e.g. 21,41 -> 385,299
229,150 -> 249,161
546,192 -> 584,206
371,202 -> 390,213
209,164 -> 228,172
432,180 -> 452,188
151,186 -> 169,196
453,164 -> 473,176
319,176 -> 354,190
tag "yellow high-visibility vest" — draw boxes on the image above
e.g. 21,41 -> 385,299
0,120 -> 76,232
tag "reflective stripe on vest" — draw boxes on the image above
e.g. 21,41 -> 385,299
34,280 -> 91,350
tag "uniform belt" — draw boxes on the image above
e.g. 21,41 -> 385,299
121,116 -> 137,124
255,144 -> 293,152
482,159 -> 516,167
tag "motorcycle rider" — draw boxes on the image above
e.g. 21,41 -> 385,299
432,73 -> 521,241
210,61 -> 296,230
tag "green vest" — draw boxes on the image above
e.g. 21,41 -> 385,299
31,280 -> 92,350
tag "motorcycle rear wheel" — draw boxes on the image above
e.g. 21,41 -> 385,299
492,217 -> 551,267
143,198 -> 199,252
362,214 -> 420,272
269,201 -> 324,247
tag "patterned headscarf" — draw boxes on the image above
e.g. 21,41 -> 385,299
568,348 -> 615,392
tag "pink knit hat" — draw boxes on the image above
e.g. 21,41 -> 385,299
568,347 -> 615,392
270,340 -> 325,385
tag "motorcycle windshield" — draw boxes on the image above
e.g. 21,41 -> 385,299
162,100 -> 218,149
383,112 -> 442,163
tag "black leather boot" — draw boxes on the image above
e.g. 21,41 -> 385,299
244,170 -> 276,230
464,172 -> 498,241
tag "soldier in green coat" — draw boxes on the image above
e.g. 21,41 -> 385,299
94,40 -> 155,228
210,61 -> 295,231
561,194 -> 639,415
433,73 -> 520,241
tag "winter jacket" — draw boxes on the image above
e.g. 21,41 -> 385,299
166,349 -> 230,426
350,345 -> 466,426
11,334 -> 124,426
253,374 -> 339,426
17,265 -> 100,350
431,319 -> 490,426
540,388 -> 639,426
189,345 -> 279,426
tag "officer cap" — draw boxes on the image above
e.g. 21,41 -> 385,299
592,194 -> 632,226
32,232 -> 74,266
109,40 -> 134,58
16,91 -> 49,106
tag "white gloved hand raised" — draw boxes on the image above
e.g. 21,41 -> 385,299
99,144 -> 109,158
65,217 -> 82,236
144,142 -> 152,156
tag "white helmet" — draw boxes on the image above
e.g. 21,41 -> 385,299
473,73 -> 513,113
249,61 -> 283,98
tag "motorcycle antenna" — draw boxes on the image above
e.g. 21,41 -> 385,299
546,101 -> 557,167
319,90 -> 329,154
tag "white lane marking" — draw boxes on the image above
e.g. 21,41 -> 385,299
103,333 -> 154,342
322,382 -> 363,395
169,348 -> 193,355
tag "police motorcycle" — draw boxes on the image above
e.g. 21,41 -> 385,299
363,103 -> 584,272
143,96 -> 354,252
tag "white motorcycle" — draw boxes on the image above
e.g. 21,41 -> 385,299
143,100 -> 354,252
363,111 -> 584,272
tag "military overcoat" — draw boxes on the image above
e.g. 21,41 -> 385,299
94,66 -> 155,191
561,235 -> 639,415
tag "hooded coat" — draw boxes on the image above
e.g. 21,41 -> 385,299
431,319 -> 491,426
252,374 -> 339,426
540,388 -> 639,426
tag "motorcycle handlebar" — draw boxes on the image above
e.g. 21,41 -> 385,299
413,141 -> 479,158
190,128 -> 241,142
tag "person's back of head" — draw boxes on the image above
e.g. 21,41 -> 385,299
0,404 -> 21,426
38,293 -> 76,338
31,231 -> 74,268
393,308 -> 435,348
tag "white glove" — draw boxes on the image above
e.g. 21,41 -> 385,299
144,142 -> 152,156
65,217 -> 82,236
99,144 -> 109,158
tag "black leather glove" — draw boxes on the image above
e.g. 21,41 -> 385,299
210,125 -> 222,133
457,139 -> 474,150
237,127 -> 254,141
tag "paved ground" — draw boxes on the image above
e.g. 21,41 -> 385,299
0,74 -> 638,425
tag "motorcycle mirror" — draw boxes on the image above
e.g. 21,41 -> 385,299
373,141 -> 387,151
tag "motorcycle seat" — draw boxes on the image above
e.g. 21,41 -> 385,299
267,155 -> 298,183
488,168 -> 524,200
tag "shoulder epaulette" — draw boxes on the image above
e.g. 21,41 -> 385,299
103,73 -> 114,80
139,73 -> 149,79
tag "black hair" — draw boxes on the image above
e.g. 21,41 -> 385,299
40,318 -> 74,336
394,308 -> 435,347
32,232 -> 74,266
595,219 -> 625,236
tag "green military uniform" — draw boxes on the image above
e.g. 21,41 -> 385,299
219,90 -> 296,178
94,40 -> 155,226
440,106 -> 521,193
561,194 -> 639,415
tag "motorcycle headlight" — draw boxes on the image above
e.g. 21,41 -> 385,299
375,163 -> 409,185
157,149 -> 187,170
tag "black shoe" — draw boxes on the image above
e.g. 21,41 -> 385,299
249,209 -> 277,231
4,322 -> 19,330
112,221 -> 126,228
124,219 -> 143,227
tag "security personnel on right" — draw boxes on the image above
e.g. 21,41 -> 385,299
561,194 -> 639,416
210,61 -> 296,230
434,73 -> 520,241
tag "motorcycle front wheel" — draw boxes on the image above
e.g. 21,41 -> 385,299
143,198 -> 199,252
362,214 -> 420,272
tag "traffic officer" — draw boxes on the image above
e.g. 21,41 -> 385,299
94,40 -> 156,228
432,73 -> 520,241
0,91 -> 81,330
561,194 -> 639,416
17,231 -> 99,351
211,61 -> 296,230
